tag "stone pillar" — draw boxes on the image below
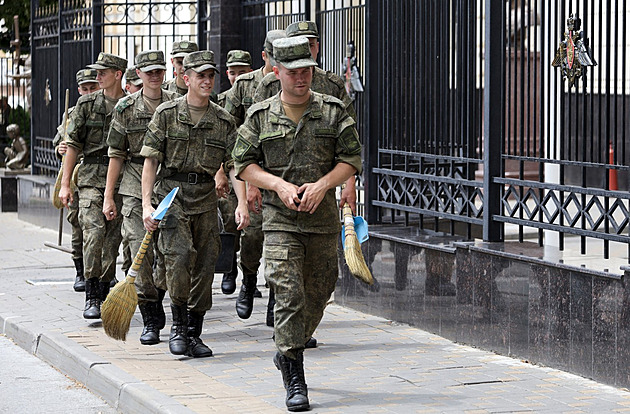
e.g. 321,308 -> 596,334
208,1 -> 242,93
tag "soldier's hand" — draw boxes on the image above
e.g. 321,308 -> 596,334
235,204 -> 250,231
215,167 -> 229,198
275,181 -> 301,211
246,182 -> 262,213
297,181 -> 327,214
58,185 -> 73,208
57,142 -> 68,156
339,177 -> 357,215
143,206 -> 158,232
102,197 -> 117,221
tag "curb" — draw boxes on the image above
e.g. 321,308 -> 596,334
0,314 -> 194,414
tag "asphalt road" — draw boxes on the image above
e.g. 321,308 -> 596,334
0,334 -> 117,414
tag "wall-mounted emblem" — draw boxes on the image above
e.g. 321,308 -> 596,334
44,78 -> 52,106
552,14 -> 596,88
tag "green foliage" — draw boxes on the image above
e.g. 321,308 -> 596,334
0,0 -> 56,52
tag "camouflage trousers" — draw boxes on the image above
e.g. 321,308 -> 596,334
218,191 -> 264,276
121,196 -> 166,305
66,191 -> 83,261
263,231 -> 339,360
78,187 -> 123,282
158,204 -> 220,314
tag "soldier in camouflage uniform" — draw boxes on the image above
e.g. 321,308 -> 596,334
162,40 -> 198,95
58,53 -> 128,320
233,37 -> 362,411
140,50 -> 250,358
53,69 -> 100,292
103,50 -> 179,345
222,30 -> 286,323
124,67 -> 143,94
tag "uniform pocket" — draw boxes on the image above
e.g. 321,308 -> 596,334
121,202 -> 133,218
78,199 -> 91,208
264,245 -> 289,261
260,130 -> 288,168
202,139 -> 226,170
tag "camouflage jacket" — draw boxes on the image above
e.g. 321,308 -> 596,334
162,78 -> 188,96
253,66 -> 357,120
66,90 -> 123,188
140,96 -> 237,215
52,106 -> 83,160
107,88 -> 179,198
233,91 -> 362,234
223,67 -> 266,126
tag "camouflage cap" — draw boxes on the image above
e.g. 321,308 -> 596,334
125,67 -> 143,86
273,37 -> 317,69
226,50 -> 252,67
76,69 -> 98,85
183,50 -> 218,73
172,40 -> 199,58
88,52 -> 127,72
135,50 -> 167,72
286,21 -> 319,39
264,30 -> 287,56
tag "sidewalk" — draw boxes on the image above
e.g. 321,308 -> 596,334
1,212 -> 630,414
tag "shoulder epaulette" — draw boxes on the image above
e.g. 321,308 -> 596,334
215,105 -> 235,124
115,95 -> 135,113
156,99 -> 179,113
326,71 -> 346,89
237,71 -> 256,82
320,93 -> 345,107
77,91 -> 99,104
260,73 -> 279,87
247,100 -> 271,116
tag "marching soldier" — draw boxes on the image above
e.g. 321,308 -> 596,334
58,53 -> 128,319
140,51 -> 250,358
52,68 -> 100,292
103,50 -> 179,345
217,49 -> 253,107
233,36 -> 362,411
162,40 -> 198,95
222,30 -> 286,323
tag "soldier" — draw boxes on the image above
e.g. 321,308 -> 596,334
52,68 -> 100,292
103,50 -> 179,345
140,50 -> 250,358
162,40 -> 198,95
233,36 -> 362,411
124,67 -> 143,93
58,53 -> 127,320
216,49 -> 252,107
222,30 -> 286,323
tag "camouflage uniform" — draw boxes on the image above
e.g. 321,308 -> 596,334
66,59 -> 127,287
140,86 -> 236,315
107,51 -> 179,307
162,40 -> 198,96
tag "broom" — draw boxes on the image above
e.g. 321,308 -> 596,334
52,89 -> 73,209
342,203 -> 374,285
101,186 -> 179,341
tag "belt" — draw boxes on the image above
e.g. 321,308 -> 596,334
168,172 -> 213,185
128,156 -> 144,165
82,155 -> 109,165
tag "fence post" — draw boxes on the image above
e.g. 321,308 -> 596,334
482,0 -> 504,242
364,0 -> 380,224
197,0 -> 208,50
92,0 -> 102,61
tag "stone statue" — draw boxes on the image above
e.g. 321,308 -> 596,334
2,124 -> 29,169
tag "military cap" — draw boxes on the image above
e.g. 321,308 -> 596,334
76,69 -> 98,85
273,37 -> 317,70
264,30 -> 287,56
286,20 -> 319,39
172,40 -> 199,58
88,52 -> 127,72
226,50 -> 252,67
135,50 -> 167,72
183,50 -> 218,73
124,67 -> 143,86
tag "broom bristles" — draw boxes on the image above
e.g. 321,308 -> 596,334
342,205 -> 374,285
101,275 -> 138,341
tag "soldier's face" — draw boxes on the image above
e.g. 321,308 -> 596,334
307,38 -> 320,60
96,69 -> 120,90
78,82 -> 100,96
226,65 -> 252,85
126,83 -> 142,93
172,57 -> 185,79
184,69 -> 216,99
274,64 -> 313,101
138,68 -> 165,89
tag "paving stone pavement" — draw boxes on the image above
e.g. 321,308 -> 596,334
1,212 -> 630,413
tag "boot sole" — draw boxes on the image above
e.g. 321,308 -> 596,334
140,338 -> 160,345
83,313 -> 101,319
74,286 -> 85,292
287,402 -> 310,412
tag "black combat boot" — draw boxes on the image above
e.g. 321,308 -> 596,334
266,288 -> 275,327
99,281 -> 111,302
72,258 -> 85,292
221,253 -> 238,294
109,277 -> 118,288
254,286 -> 262,298
169,304 -> 189,355
82,278 -> 101,319
273,352 -> 309,412
187,312 -> 213,358
236,274 -> 257,319
138,303 -> 160,345
155,288 -> 167,330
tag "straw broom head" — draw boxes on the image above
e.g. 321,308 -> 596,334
101,231 -> 152,341
342,204 -> 374,285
